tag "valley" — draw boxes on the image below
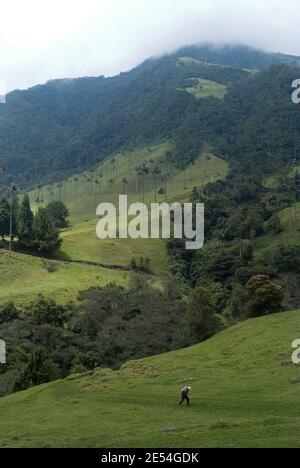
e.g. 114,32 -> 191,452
1,42 -> 300,449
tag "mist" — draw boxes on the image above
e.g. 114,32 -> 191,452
0,0 -> 300,93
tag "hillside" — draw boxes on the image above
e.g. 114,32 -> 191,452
1,44 -> 300,188
0,147 -> 228,305
0,310 -> 299,448
0,250 -> 130,305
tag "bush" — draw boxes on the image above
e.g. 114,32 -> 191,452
187,284 -> 224,343
231,275 -> 284,319
13,347 -> 61,392
42,261 -> 59,273
0,302 -> 19,324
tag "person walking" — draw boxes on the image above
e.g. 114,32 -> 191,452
179,386 -> 191,406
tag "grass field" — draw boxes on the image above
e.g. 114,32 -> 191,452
57,222 -> 169,275
0,310 -> 300,448
178,78 -> 227,100
54,150 -> 228,271
0,250 -> 129,305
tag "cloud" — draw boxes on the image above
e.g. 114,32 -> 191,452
0,0 -> 300,92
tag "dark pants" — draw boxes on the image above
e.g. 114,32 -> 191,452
179,394 -> 190,406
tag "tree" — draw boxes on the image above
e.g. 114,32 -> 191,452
45,201 -> 69,229
272,244 -> 300,274
129,257 -> 137,271
13,347 -> 61,392
18,194 -> 34,247
121,178 -> 129,194
109,178 -> 116,201
152,167 -> 161,203
265,215 -> 282,235
0,302 -> 19,324
0,198 -> 10,240
245,210 -> 264,238
25,295 -> 69,327
232,275 -> 284,319
33,208 -> 62,253
10,188 -> 19,240
246,275 -> 284,317
187,284 -> 223,343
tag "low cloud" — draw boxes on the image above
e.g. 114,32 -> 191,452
0,0 -> 300,92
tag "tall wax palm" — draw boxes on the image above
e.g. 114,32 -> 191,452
152,167 -> 161,203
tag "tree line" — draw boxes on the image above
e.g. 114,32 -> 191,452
0,195 -> 69,253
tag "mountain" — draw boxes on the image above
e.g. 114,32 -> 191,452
0,310 -> 299,448
0,44 -> 300,188
172,43 -> 300,69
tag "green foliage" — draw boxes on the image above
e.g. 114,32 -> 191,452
187,283 -> 224,342
271,244 -> 300,274
231,275 -> 284,319
245,210 -> 264,238
33,208 -> 62,252
0,302 -> 19,324
45,201 -> 69,229
129,257 -> 151,273
0,280 -> 186,395
13,347 -> 61,392
0,198 -> 10,239
129,257 -> 137,271
24,294 -> 69,327
2,45 -> 294,188
265,215 -> 282,234
17,194 -> 34,246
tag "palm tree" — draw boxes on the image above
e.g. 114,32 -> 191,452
152,167 -> 161,203
122,177 -> 129,194
109,178 -> 116,202
94,179 -> 100,210
56,183 -> 62,202
135,162 -> 149,203
36,182 -> 43,208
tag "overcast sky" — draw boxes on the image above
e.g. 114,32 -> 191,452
1,0 -> 300,93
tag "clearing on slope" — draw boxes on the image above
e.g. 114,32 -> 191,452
0,250 -> 129,305
178,78 -> 227,100
254,202 -> 300,259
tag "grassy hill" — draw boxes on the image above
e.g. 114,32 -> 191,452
0,146 -> 228,305
0,250 -> 129,305
28,143 -> 228,222
0,310 -> 299,448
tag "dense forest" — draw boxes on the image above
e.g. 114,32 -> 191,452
1,45 -> 300,188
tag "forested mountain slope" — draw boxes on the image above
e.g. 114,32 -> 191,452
0,44 -> 300,188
